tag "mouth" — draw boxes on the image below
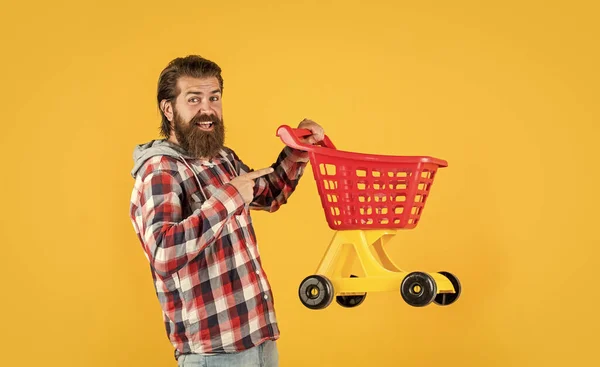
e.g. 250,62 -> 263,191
195,122 -> 214,131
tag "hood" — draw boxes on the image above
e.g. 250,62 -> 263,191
130,139 -> 191,178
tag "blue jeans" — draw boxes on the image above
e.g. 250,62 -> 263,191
177,340 -> 279,367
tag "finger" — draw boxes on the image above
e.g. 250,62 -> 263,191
298,118 -> 314,129
244,167 -> 274,180
299,121 -> 323,139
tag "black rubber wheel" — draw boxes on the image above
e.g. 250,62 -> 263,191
400,271 -> 437,307
336,275 -> 366,308
433,271 -> 461,306
298,275 -> 334,310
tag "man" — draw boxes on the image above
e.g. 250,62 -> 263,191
129,55 -> 324,366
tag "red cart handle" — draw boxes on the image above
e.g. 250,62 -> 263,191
276,125 -> 336,152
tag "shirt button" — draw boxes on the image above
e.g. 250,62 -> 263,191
256,271 -> 260,275
264,294 -> 268,300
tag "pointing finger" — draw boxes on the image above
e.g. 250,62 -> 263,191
244,167 -> 274,180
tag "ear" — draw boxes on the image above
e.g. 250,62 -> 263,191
161,99 -> 174,122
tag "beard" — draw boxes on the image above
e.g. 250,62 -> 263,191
172,110 -> 225,159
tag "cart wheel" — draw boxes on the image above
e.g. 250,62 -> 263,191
336,275 -> 366,308
433,271 -> 461,306
298,275 -> 334,310
400,271 -> 437,307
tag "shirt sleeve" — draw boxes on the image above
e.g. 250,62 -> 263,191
231,147 -> 310,213
135,169 -> 245,277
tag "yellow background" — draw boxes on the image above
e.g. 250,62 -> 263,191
1,0 -> 598,366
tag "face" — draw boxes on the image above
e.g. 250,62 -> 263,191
165,76 -> 225,158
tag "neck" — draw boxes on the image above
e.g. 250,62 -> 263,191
167,134 -> 179,146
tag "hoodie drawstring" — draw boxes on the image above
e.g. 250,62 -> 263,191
179,155 -> 209,202
179,151 -> 241,204
219,150 -> 240,179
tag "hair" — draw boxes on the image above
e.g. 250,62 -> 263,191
156,55 -> 224,137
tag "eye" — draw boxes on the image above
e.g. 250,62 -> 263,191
189,97 -> 199,103
210,96 -> 220,102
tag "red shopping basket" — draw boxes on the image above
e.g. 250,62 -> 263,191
276,125 -> 448,230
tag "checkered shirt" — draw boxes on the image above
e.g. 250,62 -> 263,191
129,144 -> 308,357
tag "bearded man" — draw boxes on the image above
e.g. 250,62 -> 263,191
129,55 -> 324,367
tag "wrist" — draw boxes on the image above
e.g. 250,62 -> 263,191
284,146 -> 310,163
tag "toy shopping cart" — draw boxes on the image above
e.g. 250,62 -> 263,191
276,125 -> 461,309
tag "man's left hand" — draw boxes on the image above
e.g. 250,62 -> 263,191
298,118 -> 325,145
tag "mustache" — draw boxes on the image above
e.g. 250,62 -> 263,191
190,113 -> 220,125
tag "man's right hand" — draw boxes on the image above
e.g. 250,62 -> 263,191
229,167 -> 274,204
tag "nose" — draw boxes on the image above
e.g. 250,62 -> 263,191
199,98 -> 211,114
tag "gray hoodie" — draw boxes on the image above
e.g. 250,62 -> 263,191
130,139 -> 242,205
130,139 -> 196,178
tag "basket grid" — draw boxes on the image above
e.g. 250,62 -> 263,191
310,156 -> 439,230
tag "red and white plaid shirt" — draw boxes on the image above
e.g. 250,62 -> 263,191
129,140 -> 308,357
